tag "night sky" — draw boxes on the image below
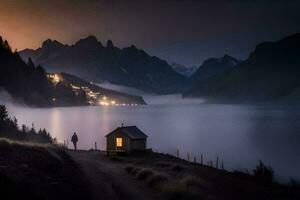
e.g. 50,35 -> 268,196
0,0 -> 300,66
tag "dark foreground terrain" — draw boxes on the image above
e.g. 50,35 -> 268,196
70,151 -> 299,200
0,139 -> 91,200
0,140 -> 299,200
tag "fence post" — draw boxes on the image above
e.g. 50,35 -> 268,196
194,156 -> 196,163
201,154 -> 203,165
187,153 -> 190,161
222,161 -> 224,170
177,149 -> 180,158
95,142 -> 97,151
216,156 -> 219,169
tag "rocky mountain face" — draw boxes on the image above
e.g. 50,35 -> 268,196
191,55 -> 241,82
183,34 -> 300,103
171,63 -> 198,77
0,36 -> 145,107
20,36 -> 188,94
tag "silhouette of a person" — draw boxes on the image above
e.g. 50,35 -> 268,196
71,132 -> 78,150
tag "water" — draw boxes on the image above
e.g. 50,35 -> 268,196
5,102 -> 300,182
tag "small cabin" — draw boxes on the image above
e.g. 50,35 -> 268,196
105,126 -> 148,154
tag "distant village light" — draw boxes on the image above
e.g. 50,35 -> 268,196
53,74 -> 60,83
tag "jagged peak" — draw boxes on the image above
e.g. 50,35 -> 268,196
42,39 -> 65,49
75,35 -> 101,47
130,45 -> 137,49
223,54 -> 233,59
78,35 -> 98,43
107,40 -> 114,48
199,54 -> 240,68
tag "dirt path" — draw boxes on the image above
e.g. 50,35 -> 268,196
68,151 -> 153,200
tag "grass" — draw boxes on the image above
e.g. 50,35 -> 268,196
125,164 -> 168,190
148,173 -> 168,188
125,166 -> 134,173
137,168 -> 154,180
156,162 -> 171,168
160,175 -> 203,200
172,164 -> 184,171
161,184 -> 202,200
124,165 -> 141,175
179,175 -> 203,188
0,138 -> 91,200
132,167 -> 141,175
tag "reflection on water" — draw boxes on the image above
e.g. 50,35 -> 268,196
6,103 -> 300,182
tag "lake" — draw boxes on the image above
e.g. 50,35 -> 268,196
5,97 -> 300,182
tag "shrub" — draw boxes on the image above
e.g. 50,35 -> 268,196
172,165 -> 184,171
253,160 -> 274,184
132,167 -> 141,175
148,173 -> 168,188
289,179 -> 300,188
0,104 -> 55,144
137,168 -> 154,180
179,175 -> 202,188
161,184 -> 202,200
110,157 -> 121,161
156,162 -> 171,168
160,175 -> 203,200
125,166 -> 134,173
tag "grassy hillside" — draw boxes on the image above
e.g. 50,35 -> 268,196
0,139 -> 91,200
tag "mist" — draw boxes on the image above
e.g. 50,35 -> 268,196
2,86 -> 300,183
97,82 -> 205,105
0,89 -> 14,104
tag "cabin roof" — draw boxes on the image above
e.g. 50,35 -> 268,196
105,126 -> 148,139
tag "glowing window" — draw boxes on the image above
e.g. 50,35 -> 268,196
116,137 -> 123,147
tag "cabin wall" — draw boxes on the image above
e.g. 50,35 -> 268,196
106,135 -> 115,152
106,131 -> 147,153
130,139 -> 146,151
106,133 -> 131,153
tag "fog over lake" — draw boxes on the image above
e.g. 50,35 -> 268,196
1,86 -> 300,182
3,103 -> 299,182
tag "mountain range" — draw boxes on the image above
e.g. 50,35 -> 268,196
20,36 -> 188,94
184,34 -> 300,103
190,55 -> 241,82
0,36 -> 145,107
171,63 -> 198,77
19,33 -> 300,104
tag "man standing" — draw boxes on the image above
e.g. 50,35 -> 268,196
71,132 -> 78,150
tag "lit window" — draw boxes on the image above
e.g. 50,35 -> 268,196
116,137 -> 123,147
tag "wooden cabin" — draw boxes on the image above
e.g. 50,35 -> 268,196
105,126 -> 148,154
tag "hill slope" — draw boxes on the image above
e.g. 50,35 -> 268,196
184,34 -> 300,103
57,72 -> 146,105
0,139 -> 91,200
0,37 -> 88,107
20,36 -> 188,94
